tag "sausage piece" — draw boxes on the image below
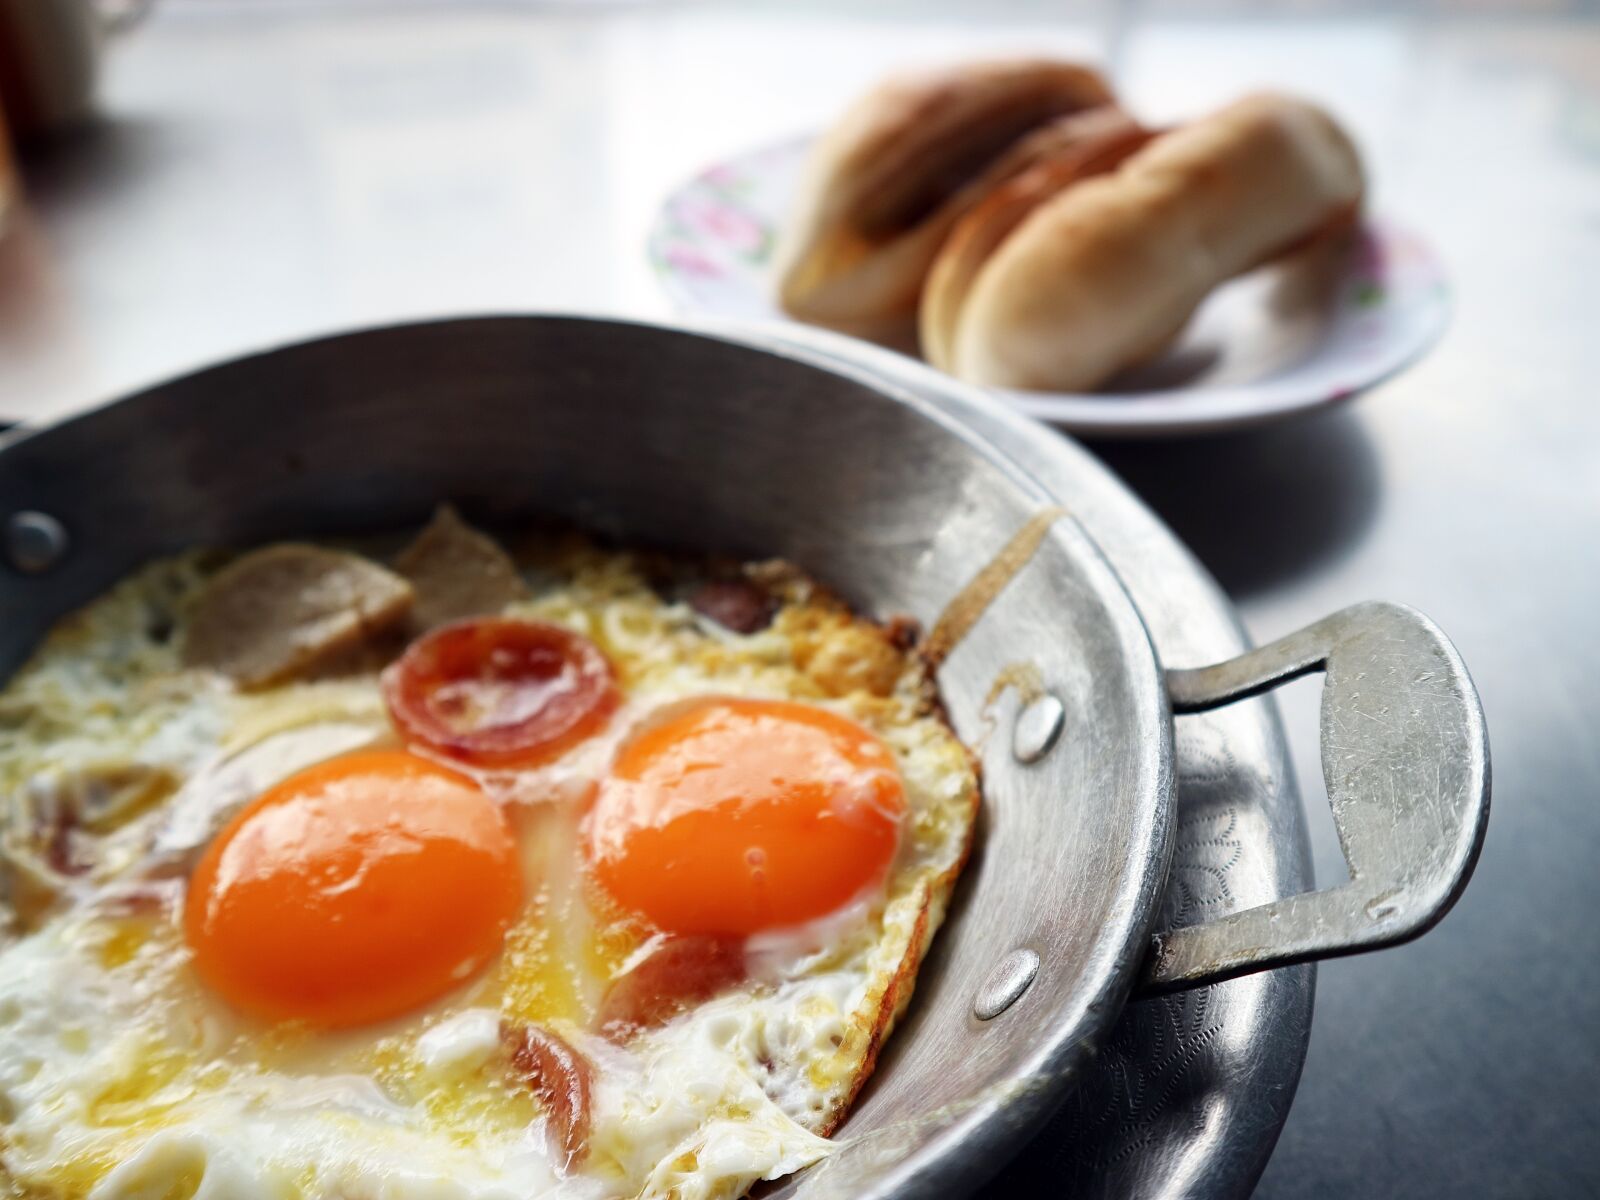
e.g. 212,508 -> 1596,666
501,1022 -> 594,1170
688,578 -> 776,635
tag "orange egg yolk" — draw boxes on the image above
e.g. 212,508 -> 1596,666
587,698 -> 906,935
184,749 -> 523,1028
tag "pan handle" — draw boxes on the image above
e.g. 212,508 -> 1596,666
1138,601 -> 1490,996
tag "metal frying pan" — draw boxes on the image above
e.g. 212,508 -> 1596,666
0,316 -> 1488,1199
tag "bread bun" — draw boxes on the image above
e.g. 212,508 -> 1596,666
920,109 -> 1153,372
934,92 -> 1365,391
773,59 -> 1115,333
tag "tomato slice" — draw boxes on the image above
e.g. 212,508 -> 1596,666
383,618 -> 619,768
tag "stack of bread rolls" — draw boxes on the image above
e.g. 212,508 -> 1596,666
773,60 -> 1365,393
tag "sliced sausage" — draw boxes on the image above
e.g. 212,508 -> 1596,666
501,1021 -> 594,1170
599,934 -> 748,1039
688,578 -> 776,635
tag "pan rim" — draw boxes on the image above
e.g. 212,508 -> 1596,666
0,313 -> 1174,1200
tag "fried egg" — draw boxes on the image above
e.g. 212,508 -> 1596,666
0,515 -> 979,1200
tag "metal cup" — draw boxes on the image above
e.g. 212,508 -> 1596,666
0,0 -> 151,142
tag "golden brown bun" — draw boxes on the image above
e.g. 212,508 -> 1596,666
920,110 -> 1153,372
941,92 -> 1365,392
772,59 -> 1115,332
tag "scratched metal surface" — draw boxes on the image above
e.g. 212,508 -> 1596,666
0,317 -> 1178,1200
0,310 -> 1318,1199
1,5 -> 1592,1196
757,326 -> 1318,1199
956,402 -> 1317,1200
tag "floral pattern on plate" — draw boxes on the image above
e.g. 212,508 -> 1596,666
647,136 -> 1450,438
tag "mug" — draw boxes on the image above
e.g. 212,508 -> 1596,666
0,0 -> 151,142
1,96 -> 14,233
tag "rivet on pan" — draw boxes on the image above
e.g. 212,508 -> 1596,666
974,948 -> 1040,1021
1012,694 -> 1065,763
4,511 -> 70,575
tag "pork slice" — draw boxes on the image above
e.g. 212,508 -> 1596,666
393,505 -> 527,631
182,544 -> 414,688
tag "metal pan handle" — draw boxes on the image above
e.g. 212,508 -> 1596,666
1138,601 -> 1490,996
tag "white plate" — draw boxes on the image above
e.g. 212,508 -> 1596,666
647,136 -> 1451,438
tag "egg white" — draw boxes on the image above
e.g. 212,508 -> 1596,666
0,540 -> 978,1200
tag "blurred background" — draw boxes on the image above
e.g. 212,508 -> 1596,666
2,1 -> 1598,1197
3,0 -> 1596,421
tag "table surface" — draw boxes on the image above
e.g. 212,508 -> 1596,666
3,3 -> 1598,1197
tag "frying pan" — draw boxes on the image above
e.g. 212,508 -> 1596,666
0,316 -> 1488,1199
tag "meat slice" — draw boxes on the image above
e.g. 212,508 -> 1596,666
688,578 -> 775,635
182,545 -> 414,688
599,934 -> 748,1039
393,505 -> 527,631
501,1022 -> 594,1170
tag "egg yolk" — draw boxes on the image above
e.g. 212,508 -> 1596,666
588,698 -> 906,935
184,749 -> 522,1028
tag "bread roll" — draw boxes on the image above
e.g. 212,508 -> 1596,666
936,92 -> 1365,392
920,111 -> 1153,372
772,60 -> 1115,333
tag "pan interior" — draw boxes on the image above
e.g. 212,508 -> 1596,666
0,317 -> 1169,1200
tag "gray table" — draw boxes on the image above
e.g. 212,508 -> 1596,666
3,4 -> 1597,1197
